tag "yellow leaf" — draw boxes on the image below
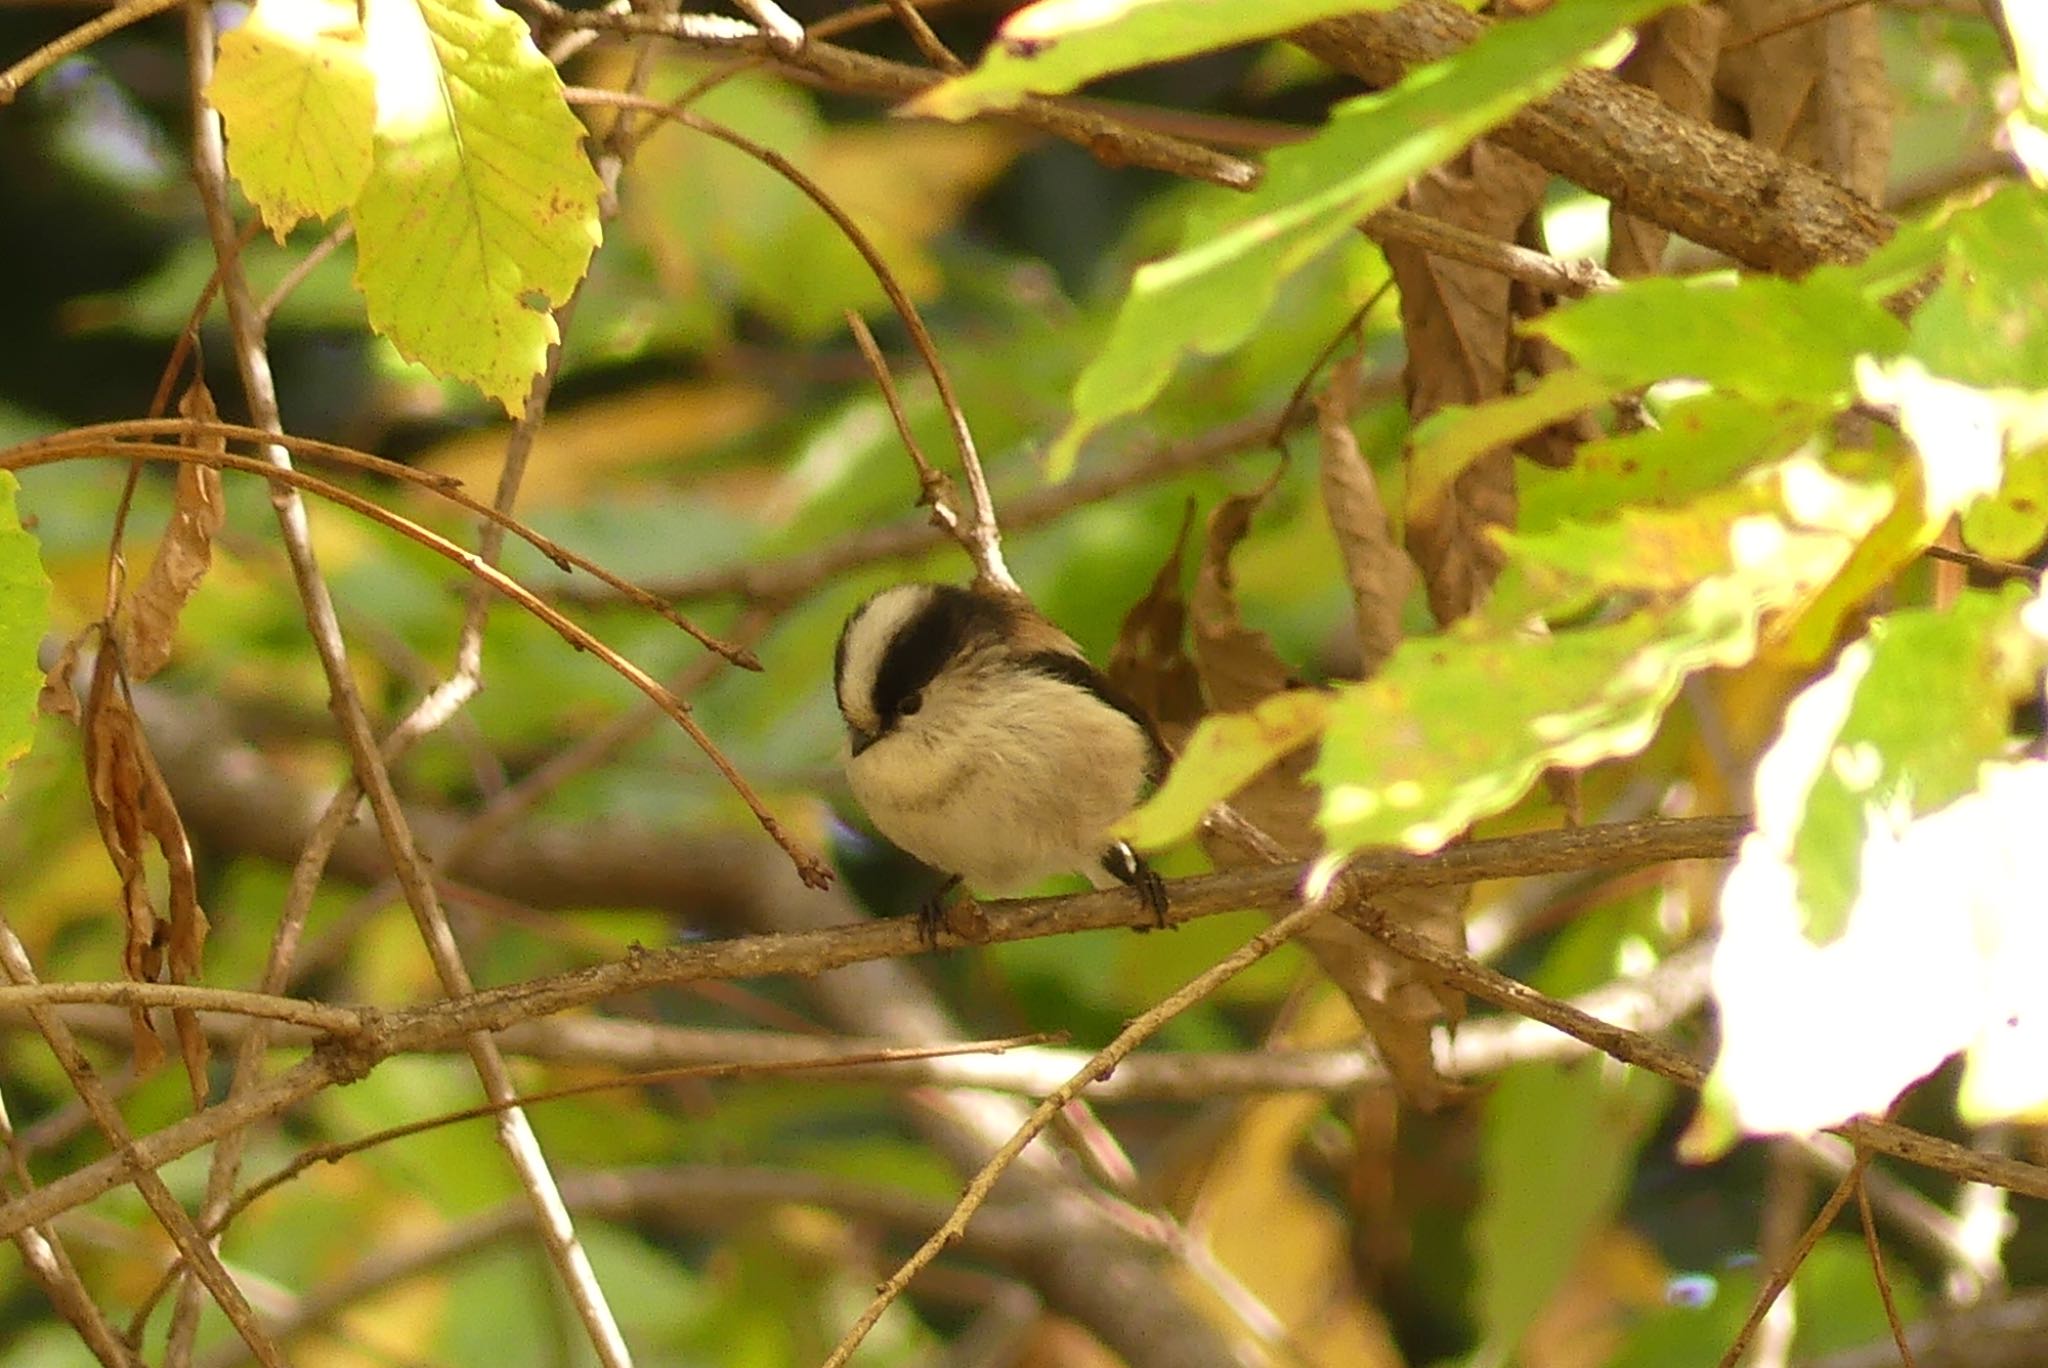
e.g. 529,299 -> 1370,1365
209,0 -> 376,238
353,0 -> 603,414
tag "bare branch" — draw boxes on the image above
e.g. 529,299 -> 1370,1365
520,0 -> 1259,189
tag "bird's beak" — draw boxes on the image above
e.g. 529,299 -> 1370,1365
847,726 -> 878,758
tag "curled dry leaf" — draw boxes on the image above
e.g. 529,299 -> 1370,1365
1186,472 -> 1467,1109
1386,142 -> 1548,624
37,629 -> 86,724
1315,351 -> 1411,678
81,646 -> 210,1081
1106,499 -> 1205,751
1609,5 -> 1725,277
119,381 -> 227,683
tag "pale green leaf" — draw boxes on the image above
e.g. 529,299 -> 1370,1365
0,472 -> 49,800
914,0 -> 1403,119
1406,367 -> 1616,521
1484,469 -> 1887,628
1754,590 -> 2040,944
1519,393 -> 1821,533
1962,443 -> 2048,561
1312,459 -> 1889,855
1116,688 -> 1331,851
1909,183 -> 2048,390
1532,271 -> 1908,404
210,0 -> 376,237
353,0 -> 603,414
1046,0 -> 1678,476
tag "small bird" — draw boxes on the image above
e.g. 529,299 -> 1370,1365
834,581 -> 1169,939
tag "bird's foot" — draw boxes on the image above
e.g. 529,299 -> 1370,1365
1101,841 -> 1170,929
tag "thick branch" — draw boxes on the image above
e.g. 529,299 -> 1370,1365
1295,2 -> 1894,274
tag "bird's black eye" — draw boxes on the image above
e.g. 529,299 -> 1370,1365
898,691 -> 924,718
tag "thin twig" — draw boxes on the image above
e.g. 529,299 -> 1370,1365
1349,908 -> 2048,1206
135,1035 -> 1057,1321
256,222 -> 353,328
729,0 -> 803,49
1922,542 -> 2040,581
0,0 -> 178,100
181,17 -> 635,1361
17,418 -> 760,666
821,897 -> 1333,1366
0,983 -> 363,1034
885,0 -> 963,71
0,1085 -> 135,1367
10,937 -> 1713,1103
523,1 -> 1258,189
1856,1173 -> 1921,1367
1715,1155 -> 1869,1368
13,817 -> 2048,1245
0,914 -> 288,1367
565,86 -> 1016,590
1364,205 -> 1619,297
603,397 -> 1383,606
5,438 -> 824,883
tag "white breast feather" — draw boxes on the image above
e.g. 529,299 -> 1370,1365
846,664 -> 1150,892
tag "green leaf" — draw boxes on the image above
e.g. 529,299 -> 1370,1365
1312,459 -> 1889,854
1046,0 -> 1678,476
1520,394 -> 1822,533
210,0 -> 377,237
1911,183 -> 2048,389
352,0 -> 603,413
1473,914 -> 1668,1361
1962,443 -> 2048,560
1711,589 -> 2048,1135
0,472 -> 47,800
1760,590 -> 2039,944
914,0 -> 1403,118
1498,460 -> 1895,623
1116,688 -> 1331,851
1407,367 -> 1616,520
1532,271 -> 1908,403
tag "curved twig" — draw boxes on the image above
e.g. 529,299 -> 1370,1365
564,86 -> 1018,590
15,419 -> 759,668
0,440 -> 831,888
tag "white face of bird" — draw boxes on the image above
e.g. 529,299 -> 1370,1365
831,583 -> 1160,892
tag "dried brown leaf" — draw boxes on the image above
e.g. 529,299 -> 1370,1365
1304,886 -> 1471,1112
1717,0 -> 1890,202
1387,142 -> 1548,623
1186,471 -> 1466,1107
1316,354 -> 1411,679
1191,474 -> 1294,713
1610,5 -> 1726,276
119,381 -> 226,683
81,646 -> 210,1078
37,630 -> 86,724
1107,500 -> 1204,750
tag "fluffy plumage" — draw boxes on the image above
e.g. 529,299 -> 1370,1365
834,583 -> 1167,915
